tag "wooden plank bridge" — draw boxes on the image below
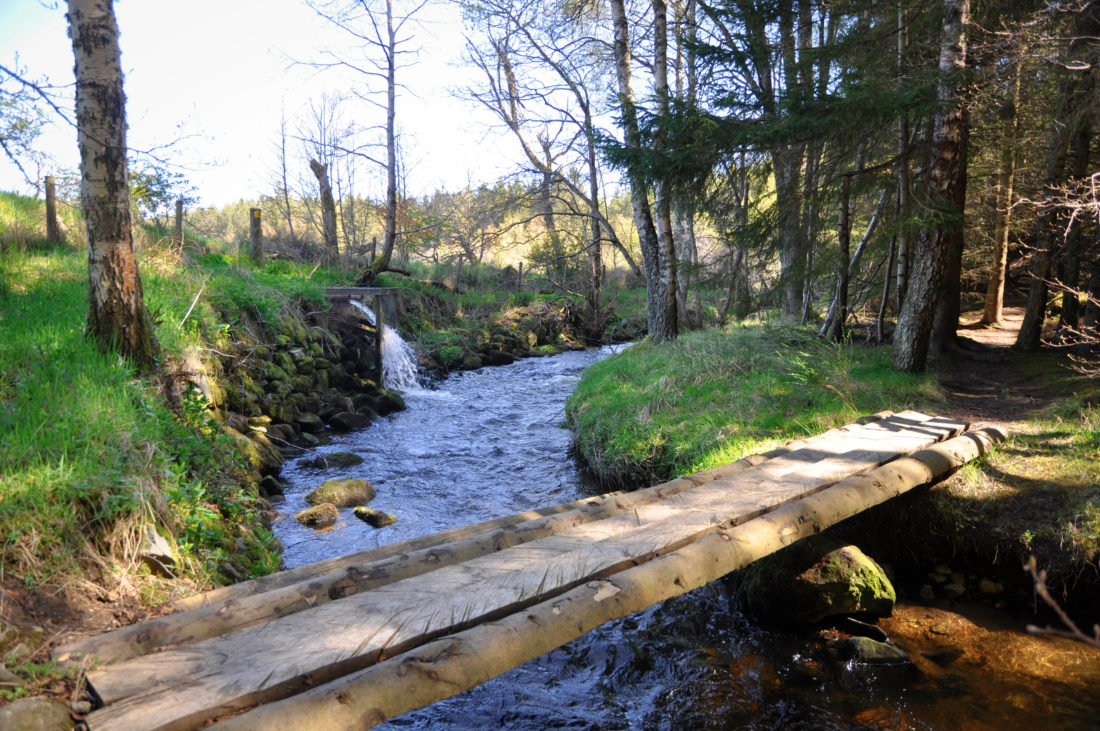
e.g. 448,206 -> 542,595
54,411 -> 1006,730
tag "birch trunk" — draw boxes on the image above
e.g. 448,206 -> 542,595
67,0 -> 159,372
609,0 -> 664,337
651,0 -> 679,341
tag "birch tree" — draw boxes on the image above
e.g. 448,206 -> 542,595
609,0 -> 677,340
66,0 -> 159,372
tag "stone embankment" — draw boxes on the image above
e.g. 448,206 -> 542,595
191,313 -> 407,502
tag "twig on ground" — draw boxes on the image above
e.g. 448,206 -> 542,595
1025,555 -> 1100,648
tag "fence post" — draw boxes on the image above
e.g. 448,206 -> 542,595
45,176 -> 61,244
250,207 -> 263,263
373,293 -> 385,386
174,199 -> 184,249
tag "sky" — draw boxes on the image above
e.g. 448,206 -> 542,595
0,0 -> 520,206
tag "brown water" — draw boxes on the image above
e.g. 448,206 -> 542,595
271,347 -> 1100,730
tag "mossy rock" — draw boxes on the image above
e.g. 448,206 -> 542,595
483,350 -> 516,366
328,411 -> 372,431
275,351 -> 295,373
461,353 -> 483,370
734,537 -> 895,626
264,363 -> 289,382
375,391 -> 406,415
296,413 -> 325,433
307,478 -> 376,507
298,451 -> 364,469
295,503 -> 339,528
0,697 -> 72,730
288,375 -> 312,393
353,507 -> 397,528
223,426 -> 284,476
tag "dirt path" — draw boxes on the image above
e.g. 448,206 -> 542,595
938,306 -> 1061,429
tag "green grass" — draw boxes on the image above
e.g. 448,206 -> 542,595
0,193 -> 354,591
0,247 -> 277,588
565,326 -> 945,486
933,394 -> 1100,572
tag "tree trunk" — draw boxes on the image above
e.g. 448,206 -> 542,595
1016,6 -> 1099,351
45,175 -> 61,244
876,233 -> 897,343
894,1 -> 911,310
820,187 -> 889,338
774,144 -> 805,316
892,0 -> 969,372
610,0 -> 664,339
981,65 -> 1021,325
585,130 -> 603,335
308,158 -> 339,259
827,173 -> 852,342
651,0 -> 679,341
249,208 -> 263,263
67,0 -> 159,373
931,111 -> 970,350
361,0 -> 399,284
1058,123 -> 1091,333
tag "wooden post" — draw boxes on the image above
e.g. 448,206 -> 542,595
250,207 -> 263,263
174,199 -> 184,249
373,293 -> 385,385
45,175 -> 61,244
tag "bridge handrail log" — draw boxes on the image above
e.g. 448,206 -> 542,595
211,427 -> 1006,731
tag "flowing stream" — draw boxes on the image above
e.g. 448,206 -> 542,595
271,345 -> 1100,730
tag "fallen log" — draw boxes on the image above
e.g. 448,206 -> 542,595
59,412 -> 898,666
209,427 -> 1007,731
84,414 -> 962,730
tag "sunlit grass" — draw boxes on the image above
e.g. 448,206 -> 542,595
566,326 -> 946,486
0,194 -> 348,589
936,396 -> 1100,568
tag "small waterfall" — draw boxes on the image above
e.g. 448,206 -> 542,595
346,299 -> 421,392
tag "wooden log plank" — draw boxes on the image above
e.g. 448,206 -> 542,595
59,414 -> 901,666
86,415 -> 963,729
171,410 -> 893,613
89,414 -> 956,707
209,427 -> 1007,731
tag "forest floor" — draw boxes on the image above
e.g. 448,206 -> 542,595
942,306 -> 1060,426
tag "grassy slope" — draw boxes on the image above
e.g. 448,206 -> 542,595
566,326 -> 945,487
0,191 -> 647,596
0,193 -> 348,596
